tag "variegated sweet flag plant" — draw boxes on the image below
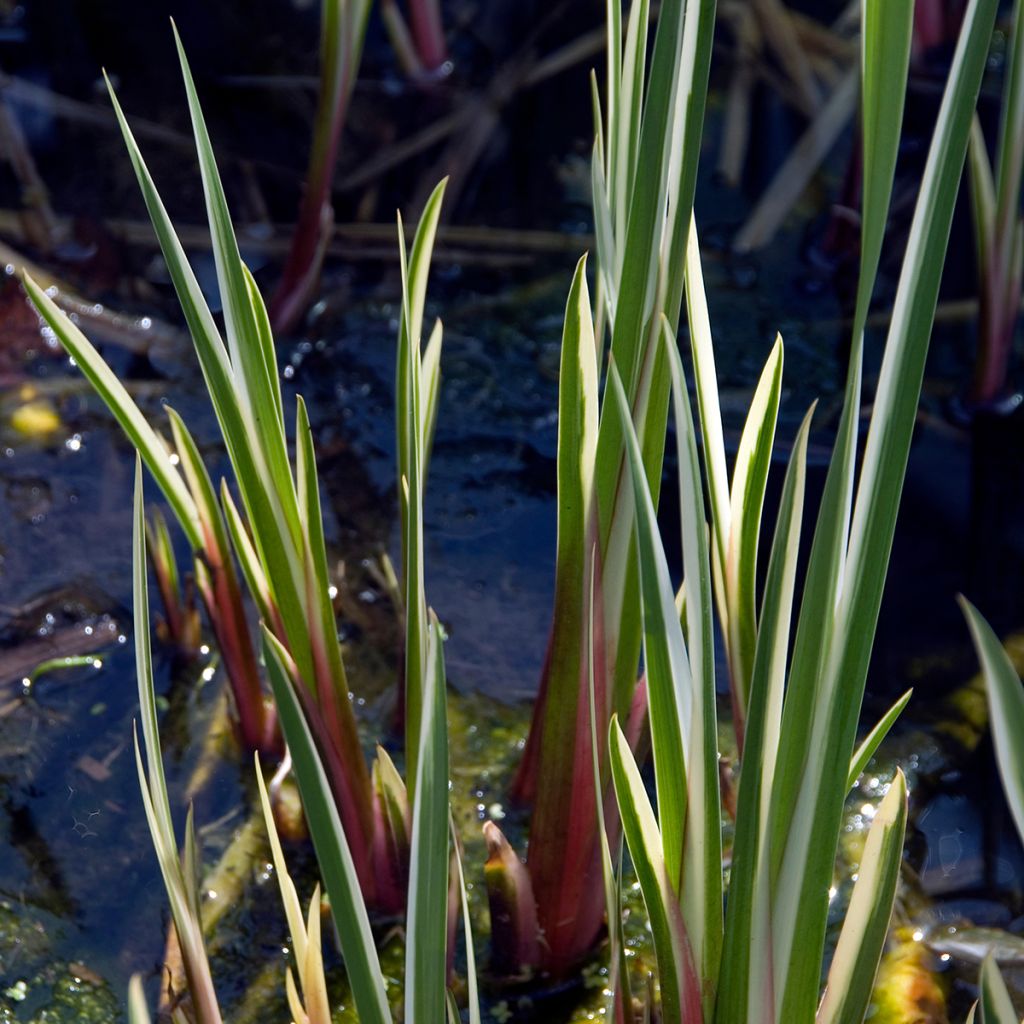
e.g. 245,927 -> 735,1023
603,0 -> 998,1021
503,0 -> 718,975
24,25 -> 448,914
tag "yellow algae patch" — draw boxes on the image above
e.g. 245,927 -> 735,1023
10,385 -> 60,438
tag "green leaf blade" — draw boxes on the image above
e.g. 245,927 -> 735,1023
961,598 -> 1024,846
608,718 -> 699,1024
816,770 -> 908,1024
262,629 -> 390,1024
405,616 -> 450,1024
23,276 -> 201,549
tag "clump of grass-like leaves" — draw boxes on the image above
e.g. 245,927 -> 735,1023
597,0 -> 999,1019
127,455 -> 475,1023
24,23 -> 448,917
26,0 -> 1024,1020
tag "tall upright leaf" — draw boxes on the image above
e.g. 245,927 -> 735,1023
609,358 -> 722,1013
520,0 -> 717,973
608,719 -> 702,1024
396,180 -> 446,782
130,458 -> 222,1024
523,255 -> 605,971
405,615 -> 450,1022
767,1 -> 995,1017
716,404 -> 814,1024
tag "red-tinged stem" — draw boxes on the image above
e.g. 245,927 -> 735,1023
972,251 -> 1006,403
624,673 -> 649,754
971,241 -> 1023,405
195,551 -> 277,755
270,205 -> 335,336
408,0 -> 448,76
524,533 -> 609,975
913,0 -> 951,53
291,668 -> 390,909
674,898 -> 705,1024
509,625 -> 649,976
147,515 -> 202,655
370,748 -> 411,911
151,546 -> 187,647
370,785 -> 409,913
270,3 -> 365,334
303,568 -> 390,909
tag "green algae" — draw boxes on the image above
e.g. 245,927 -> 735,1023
0,964 -> 121,1024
